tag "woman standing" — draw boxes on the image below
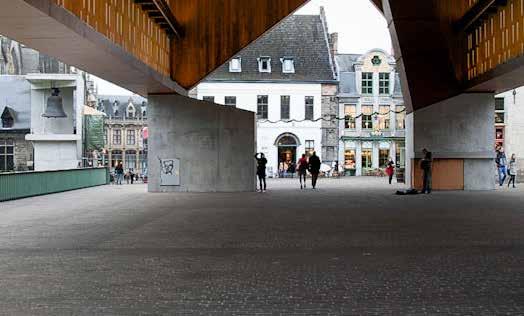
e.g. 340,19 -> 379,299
508,154 -> 517,188
255,153 -> 268,192
386,157 -> 395,184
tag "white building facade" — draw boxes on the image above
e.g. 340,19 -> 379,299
336,49 -> 406,177
195,13 -> 337,177
197,83 -> 323,176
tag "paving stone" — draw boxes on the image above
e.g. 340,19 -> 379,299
0,178 -> 523,315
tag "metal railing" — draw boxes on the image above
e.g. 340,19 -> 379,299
0,167 -> 109,202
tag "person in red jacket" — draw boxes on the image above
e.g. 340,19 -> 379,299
297,154 -> 308,189
386,157 -> 395,184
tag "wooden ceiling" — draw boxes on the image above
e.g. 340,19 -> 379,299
166,0 -> 308,89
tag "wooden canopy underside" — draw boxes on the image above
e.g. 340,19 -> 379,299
168,0 -> 308,89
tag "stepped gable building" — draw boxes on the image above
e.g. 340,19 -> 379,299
196,10 -> 337,176
97,95 -> 148,175
336,49 -> 406,177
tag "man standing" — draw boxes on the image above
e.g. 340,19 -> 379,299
420,148 -> 432,194
254,153 -> 268,192
496,147 -> 508,186
308,151 -> 321,189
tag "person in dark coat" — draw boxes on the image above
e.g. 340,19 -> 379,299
115,162 -> 124,185
420,149 -> 432,194
254,153 -> 268,192
308,151 -> 321,189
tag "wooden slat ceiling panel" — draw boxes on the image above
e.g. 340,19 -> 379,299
167,0 -> 308,89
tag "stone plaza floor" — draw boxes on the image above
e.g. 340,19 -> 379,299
0,177 -> 523,315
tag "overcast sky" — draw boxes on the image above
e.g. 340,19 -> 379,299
94,0 -> 391,95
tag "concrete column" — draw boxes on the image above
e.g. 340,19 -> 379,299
407,93 -> 495,191
148,94 -> 256,192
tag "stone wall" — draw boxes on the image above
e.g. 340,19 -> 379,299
0,132 -> 32,171
321,84 -> 339,163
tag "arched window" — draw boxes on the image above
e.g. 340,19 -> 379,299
111,150 -> 122,168
274,133 -> 300,147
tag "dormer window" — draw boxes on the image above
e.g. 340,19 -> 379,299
281,57 -> 295,73
127,102 -> 135,119
1,107 -> 15,128
258,57 -> 271,73
229,57 -> 242,72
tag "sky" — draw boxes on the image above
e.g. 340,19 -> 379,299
94,0 -> 391,95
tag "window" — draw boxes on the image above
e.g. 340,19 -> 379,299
344,148 -> 356,170
225,96 -> 236,107
127,104 -> 135,119
379,73 -> 390,94
1,107 -> 14,128
495,98 -> 505,124
305,96 -> 314,120
125,150 -> 137,170
203,96 -> 215,103
127,130 -> 136,145
104,129 -> 108,145
495,97 -> 505,111
396,105 -> 406,129
111,150 -> 122,168
281,58 -> 295,73
113,129 -> 122,145
362,105 -> 373,129
496,127 -> 505,147
396,141 -> 406,168
378,105 -> 390,130
362,149 -> 372,169
229,57 -> 242,72
281,96 -> 290,120
344,105 -> 356,129
305,140 -> 315,156
362,72 -> 373,94
258,57 -> 271,73
257,95 -> 268,119
379,149 -> 390,168
0,139 -> 14,171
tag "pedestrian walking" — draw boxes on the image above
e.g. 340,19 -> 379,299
508,153 -> 517,188
297,154 -> 308,189
129,169 -> 135,184
420,149 -> 432,194
308,151 -> 321,189
496,146 -> 508,186
115,162 -> 124,185
255,153 -> 267,192
386,157 -> 395,184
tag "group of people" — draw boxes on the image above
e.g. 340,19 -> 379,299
254,152 -> 322,192
496,147 -> 518,188
112,162 -> 139,185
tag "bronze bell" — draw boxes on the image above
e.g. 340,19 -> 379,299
42,88 -> 67,118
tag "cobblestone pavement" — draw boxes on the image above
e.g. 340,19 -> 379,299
1,178 -> 524,315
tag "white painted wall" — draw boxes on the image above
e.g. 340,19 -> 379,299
197,82 -> 323,175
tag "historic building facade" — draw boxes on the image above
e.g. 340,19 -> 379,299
195,11 -> 337,176
1,36 -> 76,172
336,49 -> 406,176
97,95 -> 148,175
494,88 -> 524,181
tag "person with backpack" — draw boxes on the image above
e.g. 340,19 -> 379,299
297,154 -> 308,189
308,151 -> 321,189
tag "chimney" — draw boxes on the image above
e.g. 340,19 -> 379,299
330,33 -> 339,56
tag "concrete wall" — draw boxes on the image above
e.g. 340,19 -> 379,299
409,93 -> 495,190
196,82 -> 323,175
148,94 -> 256,192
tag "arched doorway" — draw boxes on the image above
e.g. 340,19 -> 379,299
274,133 -> 300,177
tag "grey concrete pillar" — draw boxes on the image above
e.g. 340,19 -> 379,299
147,94 -> 256,192
407,93 -> 496,191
